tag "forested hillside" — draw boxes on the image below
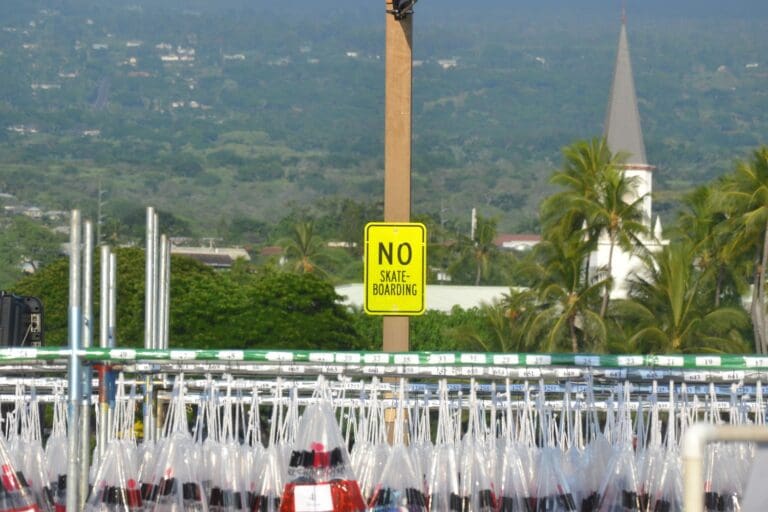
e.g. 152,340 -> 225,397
0,0 -> 766,238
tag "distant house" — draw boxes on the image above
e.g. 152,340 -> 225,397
259,246 -> 287,266
44,210 -> 67,221
171,245 -> 251,269
22,207 -> 43,219
494,233 -> 541,251
437,58 -> 458,69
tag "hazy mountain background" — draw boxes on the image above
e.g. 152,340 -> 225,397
0,0 -> 766,239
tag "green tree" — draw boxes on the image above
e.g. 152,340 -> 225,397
0,216 -> 64,289
581,167 -> 647,317
280,220 -> 328,275
522,236 -> 608,353
622,242 -> 750,353
716,147 -> 768,353
448,214 -> 501,285
542,138 -> 646,317
234,270 -> 359,350
11,249 -> 361,350
674,184 -> 748,308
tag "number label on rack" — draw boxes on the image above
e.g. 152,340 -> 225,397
639,370 -> 669,380
603,369 -> 627,380
430,366 -> 457,377
265,352 -> 294,362
745,357 -> 768,368
109,349 -> 136,360
617,356 -> 643,366
526,355 -> 551,366
170,350 -> 197,361
517,368 -> 542,379
281,365 -> 305,374
720,371 -> 745,381
685,371 -> 709,382
556,368 -> 582,378
309,353 -> 334,363
575,356 -> 600,367
0,348 -> 38,359
493,354 -> 520,365
488,367 -> 510,377
364,354 -> 390,364
394,354 -> 420,365
461,353 -> 487,364
695,356 -> 721,367
428,353 -> 456,364
335,353 -> 361,364
459,367 -> 485,377
363,366 -> 386,375
218,350 -> 244,361
653,356 -> 684,367
320,365 -> 343,374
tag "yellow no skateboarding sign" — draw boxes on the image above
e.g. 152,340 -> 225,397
364,222 -> 426,315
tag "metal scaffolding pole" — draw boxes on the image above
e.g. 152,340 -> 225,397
109,251 -> 117,347
108,250 -> 117,452
157,234 -> 169,350
66,210 -> 82,511
98,245 -> 111,462
144,207 -> 157,442
144,206 -> 156,351
79,220 -> 93,508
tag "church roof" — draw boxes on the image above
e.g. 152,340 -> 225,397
604,17 -> 648,165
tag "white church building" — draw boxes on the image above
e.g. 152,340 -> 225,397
588,14 -> 668,299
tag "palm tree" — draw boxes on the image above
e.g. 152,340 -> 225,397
522,236 -> 608,353
716,146 -> 768,353
623,242 -> 749,353
541,138 -> 646,317
448,214 -> 500,285
578,166 -> 647,317
541,138 -> 624,242
281,220 -> 327,275
674,185 -> 749,308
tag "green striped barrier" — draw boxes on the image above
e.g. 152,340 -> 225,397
0,347 -> 766,370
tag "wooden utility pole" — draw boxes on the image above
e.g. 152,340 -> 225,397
383,1 -> 413,353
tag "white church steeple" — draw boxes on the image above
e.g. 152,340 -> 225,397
604,10 -> 654,228
589,6 -> 668,300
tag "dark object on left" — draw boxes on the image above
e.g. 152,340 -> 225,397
0,291 -> 43,346
388,0 -> 418,20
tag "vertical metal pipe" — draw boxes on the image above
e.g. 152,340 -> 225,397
144,207 -> 156,442
164,236 -> 171,349
66,210 -> 82,512
107,250 -> 117,451
144,206 -> 155,351
98,245 -> 111,461
152,212 -> 159,349
79,220 -> 93,507
108,251 -> 117,348
157,234 -> 168,350
99,246 -> 110,350
82,221 -> 94,349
